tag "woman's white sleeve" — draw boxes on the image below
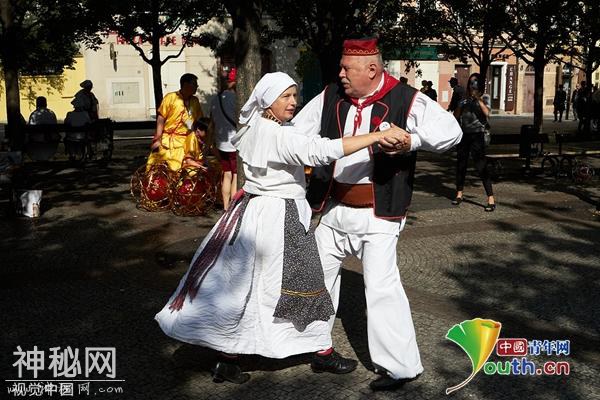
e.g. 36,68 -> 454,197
272,127 -> 344,167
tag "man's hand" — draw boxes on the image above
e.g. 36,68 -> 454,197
378,123 -> 411,154
150,139 -> 162,152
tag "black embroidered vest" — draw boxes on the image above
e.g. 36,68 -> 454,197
306,81 -> 418,219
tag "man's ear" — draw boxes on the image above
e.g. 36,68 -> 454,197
368,63 -> 378,79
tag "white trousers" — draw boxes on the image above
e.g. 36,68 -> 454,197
315,223 -> 424,379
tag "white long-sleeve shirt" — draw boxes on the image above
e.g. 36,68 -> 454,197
293,81 -> 462,185
234,117 -> 344,200
292,79 -> 463,235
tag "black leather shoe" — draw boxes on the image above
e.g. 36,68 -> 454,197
311,350 -> 358,374
212,361 -> 250,384
369,374 -> 420,391
451,196 -> 463,205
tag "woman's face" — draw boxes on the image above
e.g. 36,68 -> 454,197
468,75 -> 481,95
268,85 -> 297,122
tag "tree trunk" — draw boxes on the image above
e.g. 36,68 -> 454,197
231,1 -> 262,119
150,0 -> 163,112
3,64 -> 22,150
479,35 -> 491,90
151,60 -> 163,111
0,0 -> 23,150
479,58 -> 490,93
532,47 -> 546,132
227,0 -> 263,187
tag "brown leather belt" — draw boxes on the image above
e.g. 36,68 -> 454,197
331,181 -> 373,208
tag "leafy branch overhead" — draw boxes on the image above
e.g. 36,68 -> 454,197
87,0 -> 224,107
0,0 -> 102,75
267,0 -> 431,83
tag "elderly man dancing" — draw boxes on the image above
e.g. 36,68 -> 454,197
293,37 -> 462,391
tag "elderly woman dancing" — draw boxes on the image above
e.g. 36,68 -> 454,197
155,72 -> 408,384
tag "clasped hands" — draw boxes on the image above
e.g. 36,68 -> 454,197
378,123 -> 411,154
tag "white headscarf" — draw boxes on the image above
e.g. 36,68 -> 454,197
232,72 -> 297,170
238,72 -> 297,125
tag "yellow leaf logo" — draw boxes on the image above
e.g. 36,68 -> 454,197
446,318 -> 502,394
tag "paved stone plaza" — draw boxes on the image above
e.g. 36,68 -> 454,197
1,116 -> 599,399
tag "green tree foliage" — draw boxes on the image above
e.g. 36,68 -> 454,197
267,1 -> 428,86
435,0 -> 511,86
503,0 -> 574,130
566,0 -> 600,134
568,0 -> 600,80
0,0 -> 101,148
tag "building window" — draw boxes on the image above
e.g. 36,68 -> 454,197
112,82 -> 141,105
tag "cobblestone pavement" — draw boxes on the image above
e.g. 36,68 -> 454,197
1,127 -> 599,400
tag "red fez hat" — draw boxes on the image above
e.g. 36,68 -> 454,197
342,38 -> 380,56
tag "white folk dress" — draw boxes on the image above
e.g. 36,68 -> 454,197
155,117 -> 344,358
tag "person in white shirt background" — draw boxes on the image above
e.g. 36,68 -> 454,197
28,96 -> 57,126
210,68 -> 239,210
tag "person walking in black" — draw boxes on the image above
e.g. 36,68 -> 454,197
452,73 -> 495,212
571,86 -> 579,120
553,84 -> 567,122
447,77 -> 465,112
426,81 -> 438,102
577,81 -> 591,134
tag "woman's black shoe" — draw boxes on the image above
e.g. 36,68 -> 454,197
212,361 -> 250,384
451,197 -> 463,205
484,203 -> 496,212
311,350 -> 358,374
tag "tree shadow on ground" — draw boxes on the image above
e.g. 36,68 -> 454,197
436,209 -> 600,399
0,143 -> 222,399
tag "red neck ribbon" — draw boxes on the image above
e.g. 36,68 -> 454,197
348,72 -> 399,135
